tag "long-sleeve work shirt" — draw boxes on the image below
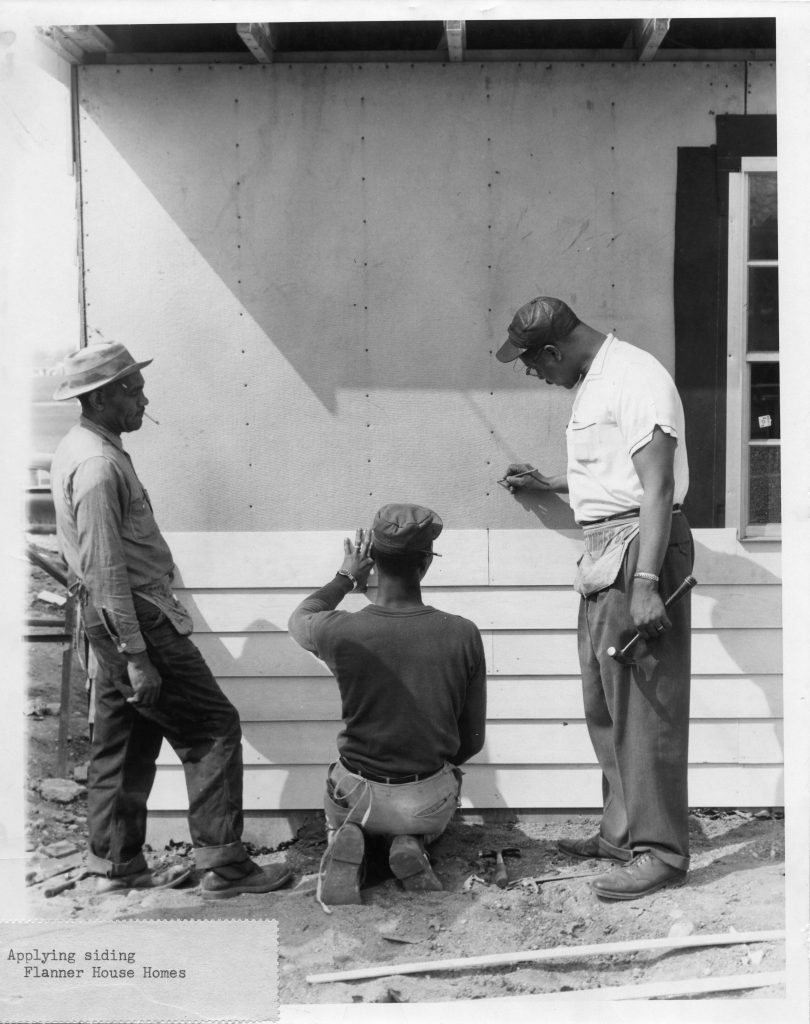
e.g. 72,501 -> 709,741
50,416 -> 189,654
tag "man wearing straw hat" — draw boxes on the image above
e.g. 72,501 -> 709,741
50,342 -> 292,898
288,503 -> 487,905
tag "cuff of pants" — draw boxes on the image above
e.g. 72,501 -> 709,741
598,835 -> 632,862
193,839 -> 248,870
640,846 -> 690,872
86,848 -> 149,879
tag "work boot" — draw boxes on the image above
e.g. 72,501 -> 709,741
388,835 -> 442,892
557,835 -> 625,862
200,859 -> 292,900
96,863 -> 192,896
591,852 -> 687,901
319,823 -> 365,905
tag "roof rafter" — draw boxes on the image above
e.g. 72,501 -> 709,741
37,25 -> 115,63
632,18 -> 671,61
442,20 -> 466,62
236,23 -> 277,63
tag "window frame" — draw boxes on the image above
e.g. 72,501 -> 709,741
725,156 -> 780,540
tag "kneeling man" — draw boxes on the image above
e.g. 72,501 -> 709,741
288,503 -> 486,904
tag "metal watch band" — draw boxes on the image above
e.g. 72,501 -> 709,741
336,570 -> 358,590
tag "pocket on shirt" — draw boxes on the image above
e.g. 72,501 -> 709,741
567,419 -> 599,462
128,489 -> 157,539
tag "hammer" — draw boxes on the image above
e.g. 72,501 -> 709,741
606,575 -> 697,664
479,848 -> 521,888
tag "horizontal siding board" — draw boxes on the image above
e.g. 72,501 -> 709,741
219,675 -> 783,721
491,629 -> 782,675
158,720 -> 784,767
487,527 -> 780,586
192,628 -> 781,677
147,764 -> 784,810
164,528 -> 780,588
176,583 -> 781,632
166,531 -> 488,588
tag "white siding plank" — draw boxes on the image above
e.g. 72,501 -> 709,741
192,628 -> 780,677
491,630 -> 782,676
148,764 -> 784,810
175,583 -> 781,632
220,675 -> 783,721
158,721 -> 783,767
487,528 -> 780,586
165,531 -> 488,588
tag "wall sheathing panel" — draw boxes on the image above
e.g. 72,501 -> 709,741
75,61 -> 779,827
75,60 -> 771,532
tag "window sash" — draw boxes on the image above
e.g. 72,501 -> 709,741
725,158 -> 779,539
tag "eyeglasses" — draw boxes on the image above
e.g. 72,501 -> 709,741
518,352 -> 545,379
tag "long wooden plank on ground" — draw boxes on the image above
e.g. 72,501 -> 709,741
157,720 -> 784,767
218,675 -> 783,721
175,583 -> 781,632
147,763 -> 785,810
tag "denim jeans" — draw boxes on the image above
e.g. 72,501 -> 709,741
577,512 -> 694,871
83,594 -> 247,877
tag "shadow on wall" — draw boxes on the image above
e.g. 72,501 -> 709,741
75,68 -> 581,410
506,487 -> 577,532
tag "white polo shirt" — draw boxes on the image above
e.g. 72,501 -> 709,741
566,335 -> 689,525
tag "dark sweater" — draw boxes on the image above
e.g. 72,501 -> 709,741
291,593 -> 486,777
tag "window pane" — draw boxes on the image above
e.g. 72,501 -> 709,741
747,266 -> 779,352
748,445 -> 781,524
749,361 -> 780,439
748,173 -> 778,260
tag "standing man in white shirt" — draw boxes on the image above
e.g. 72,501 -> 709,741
497,296 -> 693,901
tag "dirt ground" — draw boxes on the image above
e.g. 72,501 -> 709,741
24,560 -> 786,1006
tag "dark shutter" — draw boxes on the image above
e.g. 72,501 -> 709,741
674,115 -> 776,529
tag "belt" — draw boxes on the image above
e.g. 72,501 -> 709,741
339,757 -> 441,786
583,504 -> 681,527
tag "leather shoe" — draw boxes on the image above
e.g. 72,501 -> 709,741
200,860 -> 292,899
557,835 -> 624,862
96,864 -> 192,895
388,835 -> 442,892
318,823 -> 365,905
591,852 -> 686,901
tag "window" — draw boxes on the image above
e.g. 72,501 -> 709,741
725,158 -> 779,538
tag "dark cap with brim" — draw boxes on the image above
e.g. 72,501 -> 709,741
53,342 -> 152,401
496,296 -> 580,363
372,503 -> 443,555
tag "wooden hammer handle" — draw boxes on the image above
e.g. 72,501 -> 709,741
614,575 -> 697,658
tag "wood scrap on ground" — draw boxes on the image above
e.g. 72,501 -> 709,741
306,928 -> 786,984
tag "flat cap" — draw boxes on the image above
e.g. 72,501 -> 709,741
371,503 -> 443,555
496,296 -> 580,363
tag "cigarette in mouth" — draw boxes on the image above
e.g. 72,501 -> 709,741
143,412 -> 160,424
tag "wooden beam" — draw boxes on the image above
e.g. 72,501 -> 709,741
307,929 -> 785,984
443,20 -> 466,62
236,22 -> 277,64
36,25 -> 114,63
633,18 -> 671,61
36,26 -> 86,64
60,25 -> 115,55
